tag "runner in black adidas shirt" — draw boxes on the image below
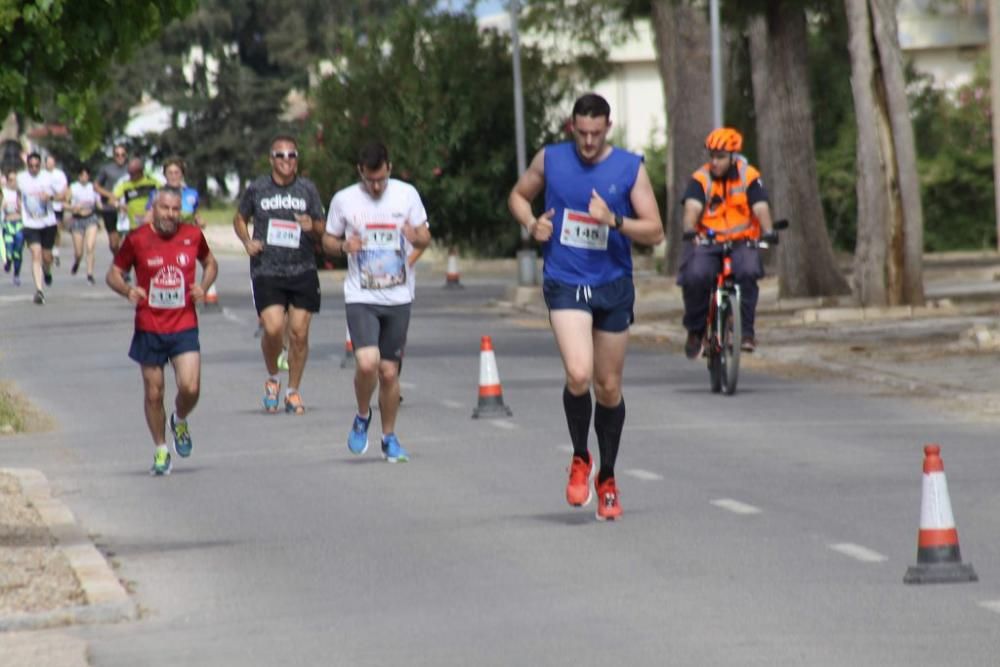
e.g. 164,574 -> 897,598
234,135 -> 326,415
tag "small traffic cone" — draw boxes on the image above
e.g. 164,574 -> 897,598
339,326 -> 355,369
444,247 -> 463,289
903,444 -> 977,584
472,335 -> 512,418
204,283 -> 219,308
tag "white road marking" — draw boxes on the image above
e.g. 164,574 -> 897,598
623,469 -> 663,481
977,600 -> 1000,615
556,445 -> 574,454
710,498 -> 762,515
441,399 -> 464,409
221,307 -> 248,326
828,543 -> 888,563
400,381 -> 417,390
489,420 -> 517,430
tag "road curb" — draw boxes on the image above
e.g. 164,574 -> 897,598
0,468 -> 137,633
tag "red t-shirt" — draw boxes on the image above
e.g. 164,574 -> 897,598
114,224 -> 210,333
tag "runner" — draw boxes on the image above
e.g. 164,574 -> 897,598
44,155 -> 68,267
322,141 -> 431,462
2,169 -> 24,286
143,156 -> 205,228
16,152 -> 58,304
106,187 -> 218,475
507,93 -> 664,520
233,135 -> 325,414
94,145 -> 129,255
113,158 -> 159,235
68,165 -> 100,284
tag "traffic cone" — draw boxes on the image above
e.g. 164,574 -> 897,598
903,444 -> 978,584
472,335 -> 512,418
444,247 -> 463,289
339,326 -> 354,369
204,283 -> 219,308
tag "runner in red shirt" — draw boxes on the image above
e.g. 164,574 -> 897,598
106,187 -> 219,475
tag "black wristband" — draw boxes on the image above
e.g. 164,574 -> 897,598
614,214 -> 624,230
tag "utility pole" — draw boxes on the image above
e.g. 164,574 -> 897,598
710,0 -> 723,128
511,0 -> 537,285
989,0 -> 1000,251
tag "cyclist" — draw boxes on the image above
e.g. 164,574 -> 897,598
508,93 -> 664,521
678,127 -> 775,358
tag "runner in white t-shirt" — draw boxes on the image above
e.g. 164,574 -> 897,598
16,152 -> 57,304
323,142 -> 431,463
45,155 -> 69,267
68,166 -> 101,283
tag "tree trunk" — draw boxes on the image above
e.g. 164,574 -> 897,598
748,4 -> 850,298
650,0 -> 713,276
844,0 -> 925,306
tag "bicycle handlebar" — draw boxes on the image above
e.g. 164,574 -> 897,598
682,219 -> 789,247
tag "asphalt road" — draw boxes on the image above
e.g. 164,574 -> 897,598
1,252 -> 999,666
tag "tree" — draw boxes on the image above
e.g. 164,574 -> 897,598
844,0 -> 925,306
650,0 -> 714,276
747,2 -> 850,298
0,0 -> 196,149
305,4 -> 565,254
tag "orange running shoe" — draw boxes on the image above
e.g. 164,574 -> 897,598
566,455 -> 595,507
263,379 -> 281,413
595,477 -> 622,521
284,391 -> 305,415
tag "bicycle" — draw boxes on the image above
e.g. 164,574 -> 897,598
683,219 -> 787,395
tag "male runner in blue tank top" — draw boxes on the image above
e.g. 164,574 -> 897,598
508,93 -> 664,521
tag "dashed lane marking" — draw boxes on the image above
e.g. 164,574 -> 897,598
828,543 -> 888,563
623,469 -> 663,481
710,498 -> 762,515
221,307 -> 248,326
556,445 -> 574,454
489,420 -> 517,430
441,399 -> 464,409
977,600 -> 1000,615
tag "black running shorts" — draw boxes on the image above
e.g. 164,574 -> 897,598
251,271 -> 321,315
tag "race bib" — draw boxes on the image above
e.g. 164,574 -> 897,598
23,194 -> 48,219
364,224 -> 400,251
148,266 -> 185,309
560,209 -> 608,251
267,218 -> 301,248
116,210 -> 130,232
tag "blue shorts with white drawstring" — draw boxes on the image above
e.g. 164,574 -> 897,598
542,275 -> 635,332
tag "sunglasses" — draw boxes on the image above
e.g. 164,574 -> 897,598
271,150 -> 299,160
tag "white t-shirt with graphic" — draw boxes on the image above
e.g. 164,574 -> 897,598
326,179 -> 429,306
16,171 -> 56,229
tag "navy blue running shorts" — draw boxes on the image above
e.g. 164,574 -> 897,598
129,327 -> 200,367
542,274 -> 635,333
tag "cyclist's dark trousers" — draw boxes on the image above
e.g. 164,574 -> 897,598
676,243 -> 763,336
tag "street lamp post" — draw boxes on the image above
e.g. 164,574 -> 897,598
511,0 -> 537,286
989,0 -> 1000,251
710,0 -> 723,128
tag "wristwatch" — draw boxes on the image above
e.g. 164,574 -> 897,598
613,214 -> 624,230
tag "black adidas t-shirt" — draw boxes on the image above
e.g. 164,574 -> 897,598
238,175 -> 326,279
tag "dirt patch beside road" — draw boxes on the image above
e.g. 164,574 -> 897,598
0,473 -> 85,617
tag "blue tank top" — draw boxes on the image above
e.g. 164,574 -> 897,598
542,142 -> 641,285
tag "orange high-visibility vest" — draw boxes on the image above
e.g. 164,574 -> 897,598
692,154 -> 761,242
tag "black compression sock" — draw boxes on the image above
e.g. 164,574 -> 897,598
563,386 -> 592,462
595,397 -> 626,483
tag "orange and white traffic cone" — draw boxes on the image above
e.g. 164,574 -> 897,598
444,247 -> 463,289
204,283 -> 219,308
471,335 -> 511,418
339,326 -> 355,369
903,444 -> 977,584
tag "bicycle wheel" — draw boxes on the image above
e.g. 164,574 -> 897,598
720,294 -> 741,395
707,329 -> 722,394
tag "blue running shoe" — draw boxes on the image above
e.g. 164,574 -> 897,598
170,413 -> 193,458
263,378 -> 280,413
150,447 -> 172,476
348,410 -> 371,455
381,433 -> 409,463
